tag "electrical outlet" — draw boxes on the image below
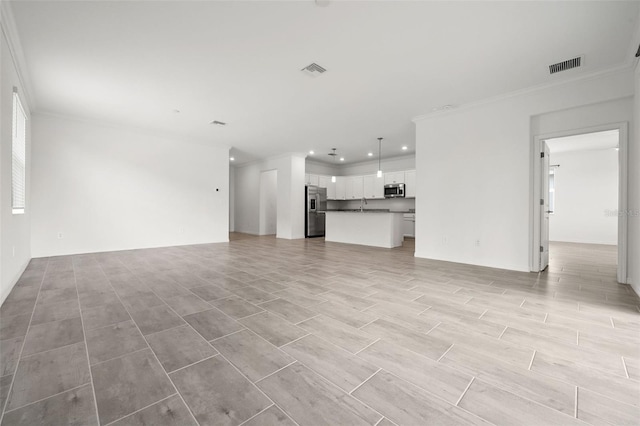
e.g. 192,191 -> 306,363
475,239 -> 480,247
57,232 -> 63,239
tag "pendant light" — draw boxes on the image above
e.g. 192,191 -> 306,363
377,137 -> 383,178
328,148 -> 338,182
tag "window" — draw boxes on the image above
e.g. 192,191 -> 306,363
12,89 -> 27,214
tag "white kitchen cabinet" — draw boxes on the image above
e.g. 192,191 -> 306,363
318,175 -> 330,189
305,174 -> 311,184
384,171 -> 405,185
326,180 -> 336,199
308,174 -> 319,186
363,174 -> 384,199
403,213 -> 415,237
345,176 -> 364,200
334,177 -> 346,200
404,170 -> 416,198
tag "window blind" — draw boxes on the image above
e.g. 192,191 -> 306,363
12,90 -> 26,213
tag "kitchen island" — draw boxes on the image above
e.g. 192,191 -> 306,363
325,210 -> 404,248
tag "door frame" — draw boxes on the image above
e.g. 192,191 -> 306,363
529,122 -> 628,283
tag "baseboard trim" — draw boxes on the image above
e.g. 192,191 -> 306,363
1,258 -> 31,305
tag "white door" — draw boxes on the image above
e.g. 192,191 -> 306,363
540,141 -> 550,271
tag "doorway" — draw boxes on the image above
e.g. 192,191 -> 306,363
259,169 -> 277,236
532,124 -> 628,283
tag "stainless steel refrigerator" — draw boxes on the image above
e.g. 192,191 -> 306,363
305,185 -> 327,237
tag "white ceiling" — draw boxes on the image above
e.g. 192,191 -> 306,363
9,1 -> 640,164
547,130 -> 620,154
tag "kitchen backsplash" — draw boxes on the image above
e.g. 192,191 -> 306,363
327,198 -> 415,212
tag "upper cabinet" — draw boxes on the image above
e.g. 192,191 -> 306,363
308,169 -> 414,200
334,176 -> 346,200
345,176 -> 364,200
404,170 -> 416,198
363,175 -> 384,199
384,171 -> 405,185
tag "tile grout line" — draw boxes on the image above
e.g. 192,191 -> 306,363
543,313 -> 548,323
621,357 -> 629,379
436,343 -> 454,362
208,328 -> 246,343
610,317 -> 615,328
455,377 -> 475,406
357,317 -> 380,330
528,350 -> 537,371
97,259 -> 201,426
294,313 -> 321,325
103,393 -> 178,426
353,338 -> 381,355
236,403 -> 275,426
497,326 -> 508,340
424,321 -> 441,335
278,333 -> 312,349
576,331 -> 579,346
0,259 -> 50,423
2,383 -> 89,415
213,351 -> 283,418
254,360 -> 298,385
349,368 -> 382,395
574,386 -> 578,418
166,354 -> 219,376
73,260 -> 103,426
477,309 -> 488,320
90,346 -> 150,368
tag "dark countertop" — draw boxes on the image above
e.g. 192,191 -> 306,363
326,209 -> 415,213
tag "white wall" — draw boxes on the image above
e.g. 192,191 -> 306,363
339,155 -> 415,176
414,68 -> 634,272
630,60 -> 640,294
1,26 -> 32,304
259,169 -> 277,235
229,166 -> 235,232
305,160 -> 340,176
31,114 -> 230,257
549,149 -> 618,245
234,153 -> 306,239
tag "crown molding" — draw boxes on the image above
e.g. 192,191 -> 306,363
412,63 -> 633,123
1,1 -> 35,111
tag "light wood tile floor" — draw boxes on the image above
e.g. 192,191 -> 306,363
0,236 -> 638,425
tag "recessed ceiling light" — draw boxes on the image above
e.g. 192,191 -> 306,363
367,152 -> 373,157
340,157 -> 344,161
309,150 -> 314,155
229,157 -> 235,161
210,120 -> 227,126
402,146 -> 408,150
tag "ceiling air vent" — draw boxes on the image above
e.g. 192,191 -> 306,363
549,56 -> 582,74
301,63 -> 327,77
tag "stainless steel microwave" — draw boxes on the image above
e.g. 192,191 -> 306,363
384,183 -> 405,198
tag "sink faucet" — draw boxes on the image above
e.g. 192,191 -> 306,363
360,197 -> 368,212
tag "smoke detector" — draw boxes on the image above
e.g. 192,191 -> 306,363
301,63 -> 327,78
549,56 -> 583,74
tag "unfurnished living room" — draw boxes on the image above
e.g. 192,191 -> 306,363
1,1 -> 639,425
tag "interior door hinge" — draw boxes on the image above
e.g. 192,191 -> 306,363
540,199 -> 544,205
540,246 -> 544,253
540,152 -> 545,158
